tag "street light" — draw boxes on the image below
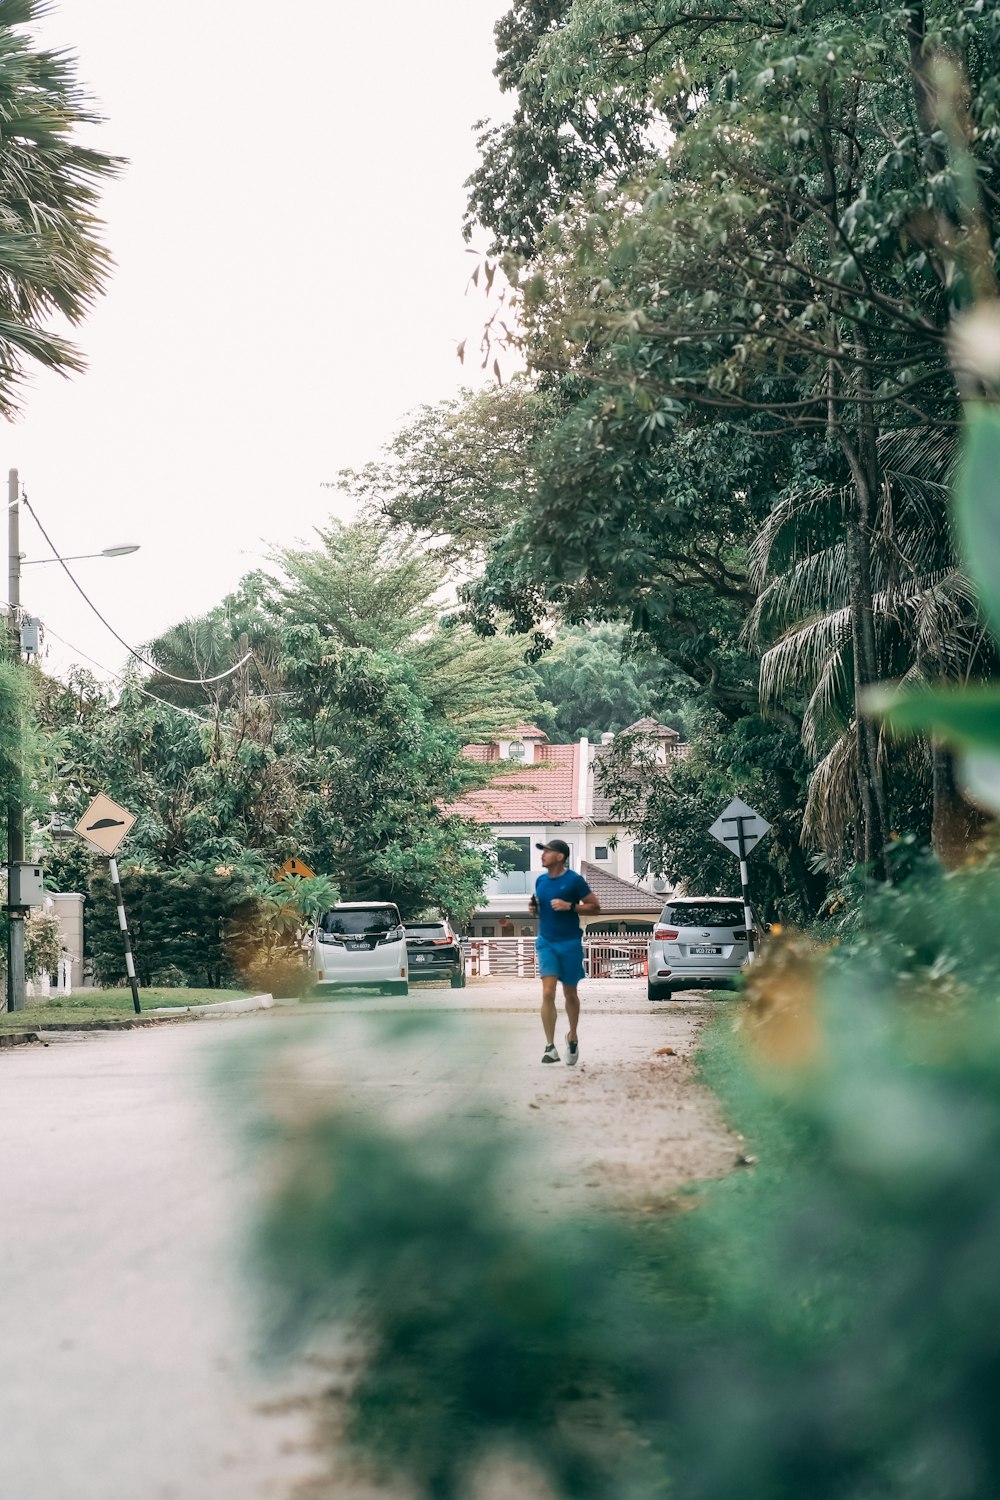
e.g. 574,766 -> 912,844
21,544 -> 140,565
4,469 -> 140,1013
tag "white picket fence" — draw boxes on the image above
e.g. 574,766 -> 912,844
466,936 -> 648,980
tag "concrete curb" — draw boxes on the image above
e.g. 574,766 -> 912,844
0,994 -> 293,1043
145,992 -> 283,1018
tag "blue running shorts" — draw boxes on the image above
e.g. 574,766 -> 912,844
536,936 -> 586,985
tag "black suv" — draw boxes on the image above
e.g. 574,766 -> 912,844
404,919 -> 466,987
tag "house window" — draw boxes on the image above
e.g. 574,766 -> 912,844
481,925 -> 496,937
507,740 -> 526,761
632,844 -> 648,877
594,845 -> 609,861
497,836 -> 531,873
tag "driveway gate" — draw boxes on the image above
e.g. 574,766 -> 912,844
466,936 -> 648,979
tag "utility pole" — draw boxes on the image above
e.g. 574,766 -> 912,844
6,467 -> 25,1012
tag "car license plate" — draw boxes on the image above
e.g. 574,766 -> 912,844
414,955 -> 427,963
346,942 -> 366,951
692,946 -> 722,955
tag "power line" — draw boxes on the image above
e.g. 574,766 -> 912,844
41,623 -> 213,725
20,490 -> 254,687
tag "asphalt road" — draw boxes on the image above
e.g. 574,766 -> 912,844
0,982 -> 737,1500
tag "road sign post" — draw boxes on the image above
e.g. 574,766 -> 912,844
708,798 -> 772,964
108,856 -> 141,1015
75,794 -> 141,1013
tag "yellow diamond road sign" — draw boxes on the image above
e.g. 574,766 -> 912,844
75,793 -> 136,856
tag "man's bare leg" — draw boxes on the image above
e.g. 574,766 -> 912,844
563,984 -> 580,1042
541,975 -> 558,1045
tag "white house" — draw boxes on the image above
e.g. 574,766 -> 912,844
448,720 -> 686,938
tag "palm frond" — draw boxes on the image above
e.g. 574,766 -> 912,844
801,644 -> 852,759
746,541 -> 850,648
802,733 -> 857,852
758,606 -> 853,713
747,480 -> 844,591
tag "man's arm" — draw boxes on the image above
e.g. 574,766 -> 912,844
551,882 -> 600,915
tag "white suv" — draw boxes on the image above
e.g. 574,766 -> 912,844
314,902 -> 409,995
647,897 -> 755,999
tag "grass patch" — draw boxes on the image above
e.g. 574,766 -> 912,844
0,986 -> 252,1029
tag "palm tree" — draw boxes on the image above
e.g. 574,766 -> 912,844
747,428 -> 992,867
0,0 -> 119,412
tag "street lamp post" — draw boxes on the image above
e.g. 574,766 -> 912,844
6,468 -> 26,1013
4,468 -> 140,1012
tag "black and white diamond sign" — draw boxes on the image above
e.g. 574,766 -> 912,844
708,797 -> 771,858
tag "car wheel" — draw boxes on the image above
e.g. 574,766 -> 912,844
450,970 -> 467,989
647,981 -> 673,1001
385,980 -> 409,996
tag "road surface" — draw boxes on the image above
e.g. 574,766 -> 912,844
0,980 -> 738,1499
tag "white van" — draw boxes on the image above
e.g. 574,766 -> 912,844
313,901 -> 409,995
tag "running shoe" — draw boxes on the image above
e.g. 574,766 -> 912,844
565,1035 -> 579,1067
541,1043 -> 560,1064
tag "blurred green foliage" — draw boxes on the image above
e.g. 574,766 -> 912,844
256,867 -> 1000,1498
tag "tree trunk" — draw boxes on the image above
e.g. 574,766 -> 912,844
839,423 -> 891,879
931,740 -> 987,867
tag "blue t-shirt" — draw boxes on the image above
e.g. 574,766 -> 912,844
535,868 -> 591,944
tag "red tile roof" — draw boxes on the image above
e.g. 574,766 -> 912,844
622,717 -> 681,739
462,744 -> 500,762
447,743 -> 580,823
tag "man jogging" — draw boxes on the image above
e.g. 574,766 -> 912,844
529,839 -> 600,1066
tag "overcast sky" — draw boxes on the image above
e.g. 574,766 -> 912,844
12,1 -> 509,679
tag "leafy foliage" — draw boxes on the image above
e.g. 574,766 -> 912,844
456,0 -> 1000,874
255,872 -> 1000,1500
528,623 -> 690,742
45,521 -> 543,923
23,908 -> 61,978
0,0 -> 119,410
598,711 -> 824,919
86,864 -> 260,990
463,0 -> 653,257
331,381 -> 550,567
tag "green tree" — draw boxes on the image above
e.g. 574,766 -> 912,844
331,380 -> 550,568
463,0 -> 652,257
45,521 -> 549,922
0,0 -> 118,411
528,623 -> 690,742
464,0 -> 1000,873
748,427 -> 993,863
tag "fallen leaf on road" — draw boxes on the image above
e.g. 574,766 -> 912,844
655,1046 -> 677,1056
528,1102 -> 540,1109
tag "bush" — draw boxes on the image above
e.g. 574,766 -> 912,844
87,865 -> 256,988
252,861 -> 1000,1500
24,910 -> 62,979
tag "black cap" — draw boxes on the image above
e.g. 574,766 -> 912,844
536,838 -> 570,859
